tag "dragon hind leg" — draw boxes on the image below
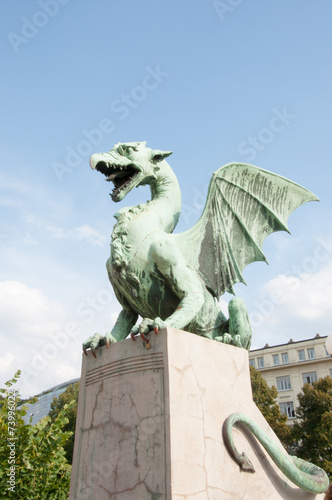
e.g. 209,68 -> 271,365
215,298 -> 252,350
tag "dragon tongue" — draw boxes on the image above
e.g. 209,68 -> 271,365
105,173 -> 118,182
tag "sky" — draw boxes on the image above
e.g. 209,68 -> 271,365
1,1 -> 332,397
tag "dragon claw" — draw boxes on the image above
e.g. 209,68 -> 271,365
106,338 -> 110,349
140,332 -> 149,343
131,333 -> 136,341
154,327 -> 158,335
92,348 -> 97,359
83,348 -> 88,356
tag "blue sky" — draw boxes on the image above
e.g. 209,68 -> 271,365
1,1 -> 332,396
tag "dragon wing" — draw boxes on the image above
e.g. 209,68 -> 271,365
174,163 -> 318,298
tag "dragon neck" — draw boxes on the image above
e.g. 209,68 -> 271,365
147,161 -> 182,232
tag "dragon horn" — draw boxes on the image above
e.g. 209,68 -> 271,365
151,150 -> 173,164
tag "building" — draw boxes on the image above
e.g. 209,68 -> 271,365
249,334 -> 332,422
19,377 -> 80,426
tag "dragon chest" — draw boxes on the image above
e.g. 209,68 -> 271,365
108,237 -> 142,299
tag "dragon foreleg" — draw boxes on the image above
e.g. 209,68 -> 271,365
222,412 -> 329,494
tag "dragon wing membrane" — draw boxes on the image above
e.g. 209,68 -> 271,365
174,163 -> 318,298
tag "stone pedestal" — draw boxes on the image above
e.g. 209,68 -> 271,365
69,328 -> 325,499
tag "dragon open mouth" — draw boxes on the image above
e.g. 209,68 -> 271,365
95,161 -> 139,201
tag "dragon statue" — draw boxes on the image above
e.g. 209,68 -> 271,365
82,141 -> 330,494
83,140 -> 317,354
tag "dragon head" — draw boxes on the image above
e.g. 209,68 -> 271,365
89,141 -> 172,202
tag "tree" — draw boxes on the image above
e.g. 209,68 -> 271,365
250,365 -> 291,444
0,371 -> 73,499
49,381 -> 80,464
289,376 -> 332,478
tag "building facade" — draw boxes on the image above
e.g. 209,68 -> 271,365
19,377 -> 80,426
249,334 -> 332,422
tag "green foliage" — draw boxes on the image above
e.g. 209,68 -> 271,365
289,376 -> 332,479
49,381 -> 80,464
250,365 -> 290,444
0,371 -> 72,499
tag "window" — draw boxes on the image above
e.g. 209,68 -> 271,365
281,352 -> 289,364
249,359 -> 255,368
302,371 -> 317,385
279,402 -> 295,418
298,349 -> 305,361
272,354 -> 280,366
276,375 -> 291,391
307,348 -> 315,360
257,357 -> 264,368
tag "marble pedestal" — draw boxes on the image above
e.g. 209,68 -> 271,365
69,328 -> 324,499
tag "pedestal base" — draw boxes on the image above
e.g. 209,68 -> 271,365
69,328 -> 324,499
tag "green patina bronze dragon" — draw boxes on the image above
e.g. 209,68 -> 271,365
83,141 -> 317,354
82,141 -> 329,494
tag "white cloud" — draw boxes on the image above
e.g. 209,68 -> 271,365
248,264 -> 332,346
0,352 -> 17,376
0,280 -> 122,397
46,224 -> 106,246
71,224 -> 107,246
0,281 -> 72,396
23,214 -> 42,227
0,281 -> 67,339
46,225 -> 66,239
20,358 -> 81,399
264,266 -> 332,321
23,232 -> 38,245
